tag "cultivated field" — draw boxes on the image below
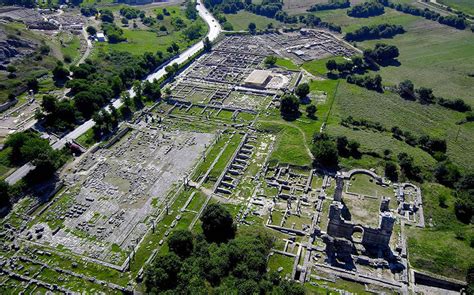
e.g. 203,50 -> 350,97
438,0 -> 474,15
310,7 -> 474,106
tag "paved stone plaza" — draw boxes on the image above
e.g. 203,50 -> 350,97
24,125 -> 213,265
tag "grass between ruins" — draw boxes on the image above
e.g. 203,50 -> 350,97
406,183 -> 474,280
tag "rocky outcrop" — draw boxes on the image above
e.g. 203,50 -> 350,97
0,37 -> 34,63
27,21 -> 59,30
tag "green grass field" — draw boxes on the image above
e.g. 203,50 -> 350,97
438,0 -> 474,15
58,32 -> 82,63
301,6 -> 474,172
311,7 -> 474,106
275,57 -> 299,70
329,81 -> 472,171
93,5 -> 208,56
225,11 -> 285,31
407,183 -> 474,280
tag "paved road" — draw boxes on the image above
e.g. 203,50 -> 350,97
54,0 -> 221,150
9,0 -> 221,184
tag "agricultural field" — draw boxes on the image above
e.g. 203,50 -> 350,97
438,0 -> 474,15
301,6 -> 474,173
283,0 -> 366,15
309,6 -> 474,106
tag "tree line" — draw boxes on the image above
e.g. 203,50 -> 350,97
36,50 -> 167,135
345,23 -> 405,42
144,203 -> 305,294
347,1 -> 385,18
341,116 -> 448,159
397,80 -> 471,112
307,0 -> 350,12
376,0 -> 468,30
205,0 -> 343,33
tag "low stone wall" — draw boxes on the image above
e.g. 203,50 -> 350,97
0,98 -> 18,112
414,271 -> 467,292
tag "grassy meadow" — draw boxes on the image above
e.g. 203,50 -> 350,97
438,0 -> 474,15
93,5 -> 208,57
309,6 -> 474,106
407,183 -> 474,280
297,6 -> 474,173
225,11 -> 285,31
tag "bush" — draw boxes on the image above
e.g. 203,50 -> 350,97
86,26 -> 97,36
306,104 -> 317,118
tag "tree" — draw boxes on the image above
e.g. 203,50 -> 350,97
40,45 -> 50,55
41,95 -> 58,114
399,80 -> 414,99
203,37 -> 212,52
74,91 -> 100,118
397,152 -> 422,181
86,26 -> 97,35
434,161 -> 461,187
384,161 -> 398,181
144,253 -> 182,292
295,83 -> 310,100
280,93 -> 300,118
468,264 -> 474,295
0,181 -> 11,208
142,80 -> 161,101
454,190 -> 473,224
200,203 -> 236,243
306,104 -> 317,119
264,56 -> 277,67
312,133 -> 338,167
52,65 -> 69,81
30,150 -> 58,182
248,22 -> 256,33
326,59 -> 337,72
168,230 -> 194,259
100,9 -> 114,23
26,78 -> 39,93
416,87 -> 435,104
183,24 -> 203,40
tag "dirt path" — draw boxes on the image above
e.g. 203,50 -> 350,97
76,27 -> 92,66
259,119 -> 314,160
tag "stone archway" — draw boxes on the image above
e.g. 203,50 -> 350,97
352,225 -> 364,243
